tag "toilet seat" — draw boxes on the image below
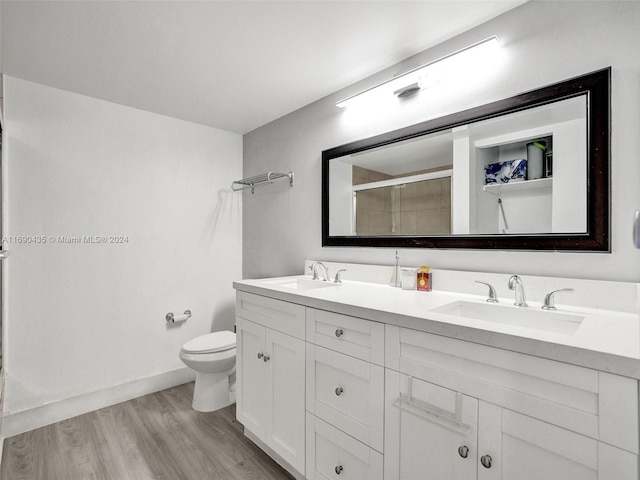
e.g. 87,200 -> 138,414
182,331 -> 236,354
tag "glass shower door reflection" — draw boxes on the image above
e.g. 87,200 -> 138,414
354,177 -> 451,236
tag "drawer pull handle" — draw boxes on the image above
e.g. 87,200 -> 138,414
481,455 -> 492,469
458,446 -> 469,458
335,328 -> 344,338
335,387 -> 344,396
257,353 -> 264,359
263,355 -> 270,363
335,465 -> 343,475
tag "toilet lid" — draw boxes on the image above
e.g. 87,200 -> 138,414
182,331 -> 236,354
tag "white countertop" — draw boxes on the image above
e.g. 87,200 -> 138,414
234,274 -> 640,379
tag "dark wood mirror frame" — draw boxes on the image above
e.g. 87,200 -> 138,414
322,68 -> 610,251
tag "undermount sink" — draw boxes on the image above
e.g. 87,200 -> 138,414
279,278 -> 341,291
432,300 -> 584,335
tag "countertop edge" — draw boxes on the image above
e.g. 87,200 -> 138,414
234,281 -> 640,380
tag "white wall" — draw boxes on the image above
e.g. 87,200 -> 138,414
243,1 -> 640,282
2,77 -> 242,423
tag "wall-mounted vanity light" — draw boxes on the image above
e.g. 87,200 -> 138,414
336,36 -> 500,109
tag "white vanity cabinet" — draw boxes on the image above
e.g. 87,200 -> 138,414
235,292 -> 306,476
305,308 -> 385,479
234,282 -> 640,480
385,325 -> 640,480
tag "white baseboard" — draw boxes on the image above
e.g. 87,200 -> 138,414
2,367 -> 196,439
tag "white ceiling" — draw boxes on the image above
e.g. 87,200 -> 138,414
1,1 -> 526,134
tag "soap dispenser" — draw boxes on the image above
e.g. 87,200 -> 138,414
390,250 -> 401,288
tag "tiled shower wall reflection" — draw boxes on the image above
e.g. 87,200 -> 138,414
354,166 -> 451,235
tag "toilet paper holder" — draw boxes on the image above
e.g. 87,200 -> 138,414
166,310 -> 192,323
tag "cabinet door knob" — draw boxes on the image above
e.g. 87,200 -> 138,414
458,446 -> 469,458
480,455 -> 492,469
335,387 -> 344,396
335,465 -> 343,474
335,328 -> 344,338
257,353 -> 264,359
263,355 -> 270,363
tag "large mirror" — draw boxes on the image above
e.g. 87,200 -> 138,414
322,68 -> 610,251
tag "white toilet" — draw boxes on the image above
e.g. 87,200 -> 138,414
179,330 -> 236,412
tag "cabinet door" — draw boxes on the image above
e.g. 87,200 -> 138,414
385,370 -> 478,480
266,328 -> 306,474
236,317 -> 267,441
478,402 -> 598,480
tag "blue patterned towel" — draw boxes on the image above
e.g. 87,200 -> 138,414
484,159 -> 527,185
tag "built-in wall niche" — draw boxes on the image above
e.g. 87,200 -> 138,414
476,137 -> 553,234
464,95 -> 586,236
449,94 -> 586,236
477,135 -> 553,235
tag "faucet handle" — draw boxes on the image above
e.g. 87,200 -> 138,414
475,281 -> 499,303
542,288 -> 575,310
334,269 -> 347,284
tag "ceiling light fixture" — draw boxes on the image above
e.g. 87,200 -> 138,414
393,82 -> 421,98
336,36 -> 500,109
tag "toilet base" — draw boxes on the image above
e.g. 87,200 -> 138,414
192,371 -> 234,412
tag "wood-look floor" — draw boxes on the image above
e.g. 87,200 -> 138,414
0,382 -> 294,480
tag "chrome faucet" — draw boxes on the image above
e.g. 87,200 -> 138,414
309,261 -> 330,282
507,275 -> 528,307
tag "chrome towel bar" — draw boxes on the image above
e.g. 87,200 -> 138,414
393,376 -> 472,435
231,171 -> 294,194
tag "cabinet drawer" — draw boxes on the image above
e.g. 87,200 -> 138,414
236,291 -> 305,339
306,308 -> 384,365
386,326 -> 639,453
306,345 -> 384,452
306,413 -> 383,480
